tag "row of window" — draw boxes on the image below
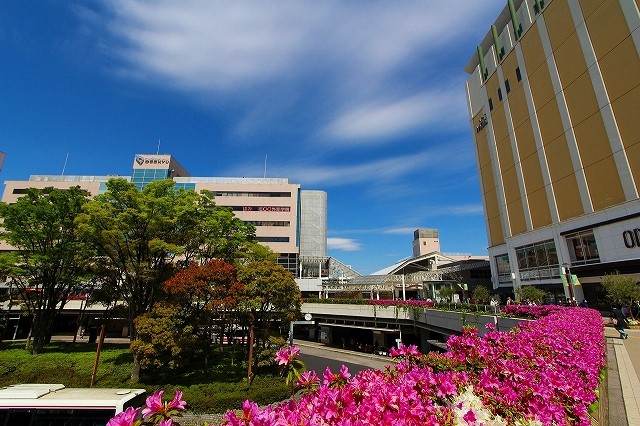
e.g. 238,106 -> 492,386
211,191 -> 291,197
256,236 -> 290,243
494,229 -> 600,282
245,221 -> 291,227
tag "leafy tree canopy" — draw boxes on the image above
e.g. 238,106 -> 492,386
0,186 -> 93,354
75,178 -> 256,380
515,285 -> 547,303
472,285 -> 491,303
601,272 -> 640,308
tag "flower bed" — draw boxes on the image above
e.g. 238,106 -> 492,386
224,307 -> 605,425
112,306 -> 606,425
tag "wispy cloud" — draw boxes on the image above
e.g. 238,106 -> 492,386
266,141 -> 474,187
323,87 -> 467,143
383,227 -> 417,235
327,238 -> 361,251
83,0 -> 501,143
425,204 -> 485,216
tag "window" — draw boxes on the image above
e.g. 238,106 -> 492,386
488,98 -> 494,111
505,79 -> 511,94
566,231 -> 600,265
245,221 -> 290,227
12,188 -> 28,194
498,88 -> 503,101
213,191 -> 291,197
256,236 -> 290,243
494,254 -> 512,283
515,239 -> 560,281
516,67 -> 522,82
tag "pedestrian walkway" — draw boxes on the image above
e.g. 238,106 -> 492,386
605,324 -> 640,426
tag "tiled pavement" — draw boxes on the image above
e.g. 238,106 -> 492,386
605,325 -> 640,426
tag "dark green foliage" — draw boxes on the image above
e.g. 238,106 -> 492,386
255,335 -> 287,372
0,186 -> 93,354
131,304 -> 200,376
471,285 -> 491,303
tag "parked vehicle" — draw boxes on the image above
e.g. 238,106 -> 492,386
0,383 -> 146,426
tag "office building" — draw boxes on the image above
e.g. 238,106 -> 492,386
1,154 -> 358,293
465,0 -> 639,301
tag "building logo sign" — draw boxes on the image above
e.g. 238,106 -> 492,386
622,228 -> 640,248
476,114 -> 488,133
135,156 -> 170,165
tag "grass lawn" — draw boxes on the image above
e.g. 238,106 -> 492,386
0,341 -> 289,414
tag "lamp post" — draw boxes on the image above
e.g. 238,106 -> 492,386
562,263 -> 575,304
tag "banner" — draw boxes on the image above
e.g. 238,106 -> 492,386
571,274 -> 580,286
560,274 -> 580,286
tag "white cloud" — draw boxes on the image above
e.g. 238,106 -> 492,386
425,204 -> 485,216
383,227 -> 417,235
327,238 -> 361,251
323,87 -> 467,143
271,143 -> 471,186
84,0 -> 503,142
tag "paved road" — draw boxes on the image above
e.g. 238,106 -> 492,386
295,340 -> 395,376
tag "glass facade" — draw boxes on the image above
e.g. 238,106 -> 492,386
565,230 -> 600,265
131,169 -> 172,190
173,183 -> 196,191
277,253 -> 298,274
515,239 -> 559,281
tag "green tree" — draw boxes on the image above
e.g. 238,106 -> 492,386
0,186 -> 93,354
472,285 -> 491,304
130,304 -> 199,376
601,272 -> 640,316
76,178 -> 256,381
438,286 -> 456,304
237,260 -> 302,382
515,285 -> 546,304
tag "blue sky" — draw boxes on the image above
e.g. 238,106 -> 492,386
1,0 -> 503,275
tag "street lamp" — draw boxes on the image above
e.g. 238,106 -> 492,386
562,263 -> 575,304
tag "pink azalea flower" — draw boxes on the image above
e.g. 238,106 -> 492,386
297,370 -> 319,388
106,406 -> 139,426
167,390 -> 186,411
463,408 -> 477,423
142,390 -> 164,416
274,347 -> 291,366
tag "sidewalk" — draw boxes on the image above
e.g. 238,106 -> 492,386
605,325 -> 640,426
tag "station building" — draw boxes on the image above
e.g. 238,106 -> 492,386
465,0 -> 640,303
1,153 -> 360,298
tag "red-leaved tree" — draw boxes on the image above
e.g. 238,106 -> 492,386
163,259 -> 246,368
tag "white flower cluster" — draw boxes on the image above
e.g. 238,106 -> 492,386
451,387 -> 543,426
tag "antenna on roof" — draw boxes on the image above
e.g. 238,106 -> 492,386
156,139 -> 161,155
264,154 -> 267,178
61,153 -> 69,176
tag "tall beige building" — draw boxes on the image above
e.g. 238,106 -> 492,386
465,0 -> 640,302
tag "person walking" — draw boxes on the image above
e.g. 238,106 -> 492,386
611,305 -> 629,339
